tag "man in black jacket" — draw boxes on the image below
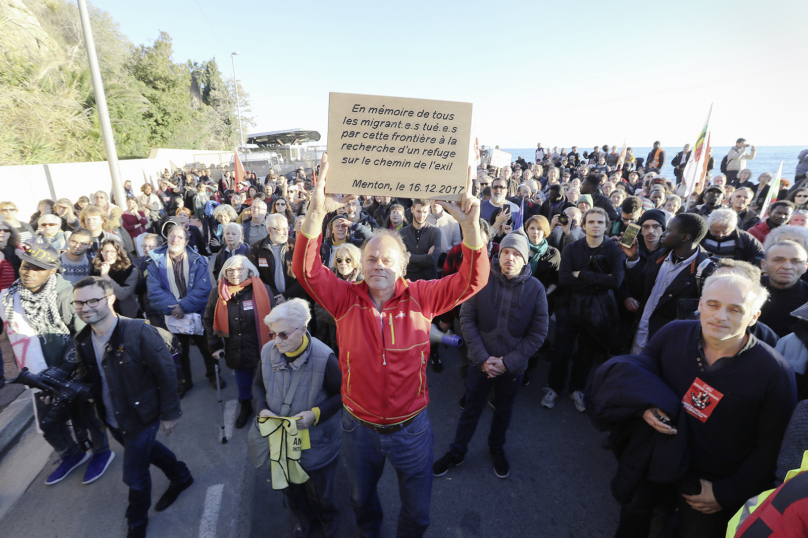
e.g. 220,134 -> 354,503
621,214 -> 713,353
74,276 -> 192,538
671,144 -> 692,184
249,214 -> 304,302
580,176 -> 620,222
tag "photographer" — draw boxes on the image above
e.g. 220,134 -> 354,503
0,242 -> 111,486
73,276 -> 192,538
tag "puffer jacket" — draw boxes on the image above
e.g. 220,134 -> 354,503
146,245 -> 211,315
202,282 -> 275,370
460,263 -> 549,374
75,317 -> 181,437
293,230 -> 489,425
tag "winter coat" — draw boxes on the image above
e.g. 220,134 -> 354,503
146,246 -> 211,316
202,282 -> 275,370
249,237 -> 305,298
460,263 -> 549,374
400,224 -> 442,281
725,145 -> 757,172
75,317 -> 181,437
700,229 -> 764,266
212,243 -> 250,282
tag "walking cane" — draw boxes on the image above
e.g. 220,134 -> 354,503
215,363 -> 227,444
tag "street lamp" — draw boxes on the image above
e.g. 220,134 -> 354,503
231,52 -> 245,151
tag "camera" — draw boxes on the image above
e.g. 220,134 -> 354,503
13,367 -> 93,426
558,214 -> 570,226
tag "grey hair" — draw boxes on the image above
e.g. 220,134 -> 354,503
712,174 -> 726,184
363,228 -> 411,278
702,273 -> 769,312
331,243 -> 362,270
212,204 -> 238,221
265,213 -> 287,230
665,194 -> 682,207
218,255 -> 260,283
223,222 -> 243,239
764,239 -> 808,260
264,298 -> 311,328
706,208 -> 738,232
763,225 -> 808,252
94,190 -> 109,201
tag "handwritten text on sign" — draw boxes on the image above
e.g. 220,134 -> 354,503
326,93 -> 473,198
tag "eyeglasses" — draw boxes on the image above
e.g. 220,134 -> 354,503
0,208 -> 17,212
336,257 -> 352,264
40,223 -> 58,227
269,227 -> 288,233
68,240 -> 90,247
0,229 -> 9,234
796,195 -> 808,199
491,186 -> 506,191
72,296 -> 110,310
273,326 -> 303,341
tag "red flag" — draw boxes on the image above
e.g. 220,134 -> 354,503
234,150 -> 245,187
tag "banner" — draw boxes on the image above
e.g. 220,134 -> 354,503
489,149 -> 512,168
758,161 -> 784,219
325,92 -> 473,199
683,104 -> 713,197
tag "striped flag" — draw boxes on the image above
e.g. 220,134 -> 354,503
617,140 -> 627,171
695,132 -> 711,193
759,161 -> 784,219
683,104 -> 713,197
234,149 -> 245,187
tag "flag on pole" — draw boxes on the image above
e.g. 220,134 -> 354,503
759,161 -> 784,219
234,149 -> 245,188
617,139 -> 627,171
475,137 -> 481,166
695,132 -> 711,193
683,104 -> 713,197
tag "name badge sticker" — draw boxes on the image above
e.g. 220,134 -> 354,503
258,258 -> 269,267
243,300 -> 254,310
682,377 -> 724,423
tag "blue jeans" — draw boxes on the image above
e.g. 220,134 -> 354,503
341,408 -> 434,538
108,421 -> 191,527
233,367 -> 254,401
449,365 -> 523,458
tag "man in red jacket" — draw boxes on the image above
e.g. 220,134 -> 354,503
293,155 -> 489,538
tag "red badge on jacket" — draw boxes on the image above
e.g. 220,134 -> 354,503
682,378 -> 723,423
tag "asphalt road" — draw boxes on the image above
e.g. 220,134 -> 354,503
0,343 -> 619,538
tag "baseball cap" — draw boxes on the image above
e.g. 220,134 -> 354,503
18,241 -> 60,270
705,184 -> 725,195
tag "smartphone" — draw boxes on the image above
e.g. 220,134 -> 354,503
620,222 -> 641,249
652,408 -> 671,426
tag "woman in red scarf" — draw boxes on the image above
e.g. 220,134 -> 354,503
202,255 -> 275,427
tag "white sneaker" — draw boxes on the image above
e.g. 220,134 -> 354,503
571,391 -> 586,413
541,388 -> 557,409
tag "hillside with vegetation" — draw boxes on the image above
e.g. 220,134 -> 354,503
0,0 -> 252,166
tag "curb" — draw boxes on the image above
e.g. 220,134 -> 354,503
0,393 -> 34,465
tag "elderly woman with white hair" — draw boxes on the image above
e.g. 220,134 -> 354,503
209,204 -> 239,253
203,255 -> 275,428
212,221 -> 249,281
701,208 -> 765,265
253,298 -> 342,538
36,213 -> 68,250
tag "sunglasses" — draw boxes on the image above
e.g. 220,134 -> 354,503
336,257 -> 352,264
273,326 -> 302,341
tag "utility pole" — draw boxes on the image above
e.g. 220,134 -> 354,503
231,52 -> 245,151
77,0 -> 126,208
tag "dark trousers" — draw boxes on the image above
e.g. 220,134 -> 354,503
547,307 -> 606,393
108,421 -> 191,527
176,332 -> 217,382
35,396 -> 109,457
449,365 -> 523,457
451,317 -> 470,378
725,170 -> 739,187
615,479 -> 734,538
283,457 -> 339,537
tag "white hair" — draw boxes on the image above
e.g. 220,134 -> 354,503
265,213 -> 287,230
702,273 -> 768,312
764,227 -> 808,253
223,222 -> 243,239
264,298 -> 311,328
707,208 -> 738,232
218,255 -> 260,283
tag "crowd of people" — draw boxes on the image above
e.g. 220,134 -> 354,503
1,143 -> 808,538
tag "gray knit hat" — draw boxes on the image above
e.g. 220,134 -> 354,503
499,228 -> 529,262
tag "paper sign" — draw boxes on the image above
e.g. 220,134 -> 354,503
681,377 -> 723,423
326,92 -> 473,199
489,149 -> 512,168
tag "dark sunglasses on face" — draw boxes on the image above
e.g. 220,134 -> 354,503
336,257 -> 352,264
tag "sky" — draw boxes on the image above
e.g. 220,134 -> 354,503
90,0 -> 808,148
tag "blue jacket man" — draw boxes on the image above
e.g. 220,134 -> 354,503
147,225 -> 223,395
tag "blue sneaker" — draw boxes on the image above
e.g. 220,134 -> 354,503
82,450 -> 115,484
45,451 -> 89,485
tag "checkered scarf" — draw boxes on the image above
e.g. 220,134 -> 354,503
3,275 -> 71,341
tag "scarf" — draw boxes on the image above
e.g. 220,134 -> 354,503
3,275 -> 71,345
166,251 -> 189,301
528,239 -> 549,274
213,276 -> 273,350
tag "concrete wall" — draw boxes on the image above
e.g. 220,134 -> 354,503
0,149 -> 231,220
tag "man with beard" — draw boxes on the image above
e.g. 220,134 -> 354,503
481,178 -> 521,223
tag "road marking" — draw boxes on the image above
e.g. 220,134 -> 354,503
198,483 -> 224,538
224,399 -> 237,440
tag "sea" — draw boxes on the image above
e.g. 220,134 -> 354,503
500,146 -> 805,185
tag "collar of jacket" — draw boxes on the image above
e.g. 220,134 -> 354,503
352,276 -> 410,308
491,262 -> 532,285
77,315 -> 124,360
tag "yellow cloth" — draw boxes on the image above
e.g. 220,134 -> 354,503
312,407 -> 321,425
258,416 -> 311,490
285,334 -> 309,359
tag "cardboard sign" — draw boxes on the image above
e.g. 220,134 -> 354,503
326,92 -> 473,199
489,149 -> 512,168
682,377 -> 724,423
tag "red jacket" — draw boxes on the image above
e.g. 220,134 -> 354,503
748,220 -> 772,244
293,230 -> 489,425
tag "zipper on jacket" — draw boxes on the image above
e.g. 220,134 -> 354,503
346,352 -> 351,394
380,313 -> 386,366
389,313 -> 395,346
418,351 -> 424,395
